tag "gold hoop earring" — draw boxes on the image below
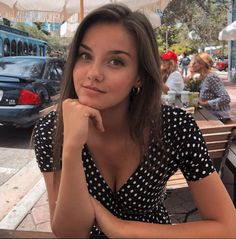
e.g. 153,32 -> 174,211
132,87 -> 140,95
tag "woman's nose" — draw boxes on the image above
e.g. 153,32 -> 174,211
87,62 -> 104,82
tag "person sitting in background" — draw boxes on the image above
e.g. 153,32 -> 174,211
161,50 -> 184,95
192,52 -> 231,122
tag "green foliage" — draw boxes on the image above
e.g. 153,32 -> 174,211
159,0 -> 229,52
185,75 -> 202,92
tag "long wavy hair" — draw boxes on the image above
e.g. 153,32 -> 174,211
161,59 -> 178,83
53,3 -> 163,176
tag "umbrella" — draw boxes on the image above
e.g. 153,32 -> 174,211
0,0 -> 170,23
219,20 -> 236,41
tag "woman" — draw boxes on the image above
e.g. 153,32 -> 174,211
33,4 -> 236,238
161,50 -> 184,95
192,52 -> 231,122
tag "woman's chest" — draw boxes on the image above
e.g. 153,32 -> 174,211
85,141 -> 141,193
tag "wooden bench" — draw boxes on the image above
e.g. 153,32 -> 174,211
201,124 -> 236,173
167,124 -> 236,221
167,124 -> 236,188
225,144 -> 236,207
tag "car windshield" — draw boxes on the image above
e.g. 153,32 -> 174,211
0,58 -> 45,78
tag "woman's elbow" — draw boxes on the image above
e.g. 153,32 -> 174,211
225,216 -> 236,237
51,219 -> 92,238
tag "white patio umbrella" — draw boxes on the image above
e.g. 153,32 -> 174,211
0,0 -> 170,23
219,20 -> 236,41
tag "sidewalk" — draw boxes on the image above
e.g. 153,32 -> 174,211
12,74 -> 236,233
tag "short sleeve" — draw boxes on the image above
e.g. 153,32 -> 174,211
176,110 -> 216,181
162,106 -> 216,181
165,71 -> 184,94
33,111 -> 57,172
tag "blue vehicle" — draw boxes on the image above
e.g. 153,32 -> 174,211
0,56 -> 64,127
0,25 -> 47,57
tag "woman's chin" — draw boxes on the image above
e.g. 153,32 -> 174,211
78,99 -> 100,109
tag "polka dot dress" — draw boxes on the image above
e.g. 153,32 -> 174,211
33,105 -> 215,237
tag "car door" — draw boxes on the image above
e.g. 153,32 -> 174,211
44,59 -> 64,102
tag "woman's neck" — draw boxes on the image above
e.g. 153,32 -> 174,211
89,102 -> 130,138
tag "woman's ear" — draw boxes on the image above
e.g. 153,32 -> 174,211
134,77 -> 142,88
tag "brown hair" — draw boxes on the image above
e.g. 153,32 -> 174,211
53,3 -> 163,175
161,59 -> 178,83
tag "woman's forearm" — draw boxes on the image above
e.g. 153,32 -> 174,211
120,219 -> 236,238
52,146 -> 95,238
92,197 -> 236,238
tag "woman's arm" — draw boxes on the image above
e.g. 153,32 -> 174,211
166,71 -> 184,94
200,75 -> 230,109
44,99 -> 104,238
91,172 -> 236,238
51,147 -> 95,238
42,146 -> 96,238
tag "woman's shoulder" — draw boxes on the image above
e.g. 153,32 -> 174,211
33,111 -> 57,172
161,105 -> 196,128
34,111 -> 57,131
206,72 -> 221,82
169,70 -> 182,78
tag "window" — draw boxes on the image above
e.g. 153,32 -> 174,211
3,38 -> 10,56
11,40 -> 16,56
18,41 -> 23,55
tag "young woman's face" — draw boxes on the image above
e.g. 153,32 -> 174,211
191,59 -> 204,73
73,23 -> 140,110
161,59 -> 170,70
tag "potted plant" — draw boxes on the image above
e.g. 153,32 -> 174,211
184,74 -> 201,107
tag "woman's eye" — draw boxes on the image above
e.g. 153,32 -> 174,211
78,52 -> 90,61
110,58 -> 124,66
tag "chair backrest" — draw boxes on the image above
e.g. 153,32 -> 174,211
201,124 -> 236,174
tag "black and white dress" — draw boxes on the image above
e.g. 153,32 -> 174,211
33,105 -> 215,237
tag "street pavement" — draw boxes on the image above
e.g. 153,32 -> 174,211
0,70 -> 235,234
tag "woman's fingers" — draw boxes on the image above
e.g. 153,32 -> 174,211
63,99 -> 104,130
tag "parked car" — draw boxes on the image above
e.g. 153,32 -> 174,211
0,56 -> 65,127
215,59 -> 228,71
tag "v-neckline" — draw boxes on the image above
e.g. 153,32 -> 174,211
83,144 -> 143,194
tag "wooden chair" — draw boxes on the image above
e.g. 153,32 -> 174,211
167,124 -> 236,222
225,144 -> 236,207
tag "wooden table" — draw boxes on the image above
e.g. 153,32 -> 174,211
194,106 -> 224,128
0,228 -> 55,238
173,98 -> 224,128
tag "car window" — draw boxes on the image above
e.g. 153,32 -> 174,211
0,58 -> 45,78
46,61 -> 64,81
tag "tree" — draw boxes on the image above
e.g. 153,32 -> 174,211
158,0 -> 229,52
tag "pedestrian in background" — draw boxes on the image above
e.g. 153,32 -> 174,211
160,50 -> 184,95
192,52 -> 231,122
180,52 -> 191,77
33,3 -> 236,238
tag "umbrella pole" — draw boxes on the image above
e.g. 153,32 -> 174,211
80,0 -> 84,22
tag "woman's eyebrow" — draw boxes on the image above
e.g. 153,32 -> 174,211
80,43 -> 92,51
80,43 -> 131,58
109,50 -> 131,58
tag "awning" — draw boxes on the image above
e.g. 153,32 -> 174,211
219,21 -> 236,41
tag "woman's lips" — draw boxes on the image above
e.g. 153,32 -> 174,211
82,85 -> 106,94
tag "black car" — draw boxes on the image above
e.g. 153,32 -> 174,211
0,56 -> 64,127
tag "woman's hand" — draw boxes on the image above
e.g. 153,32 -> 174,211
198,98 -> 208,106
62,99 -> 104,150
90,196 -> 125,238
